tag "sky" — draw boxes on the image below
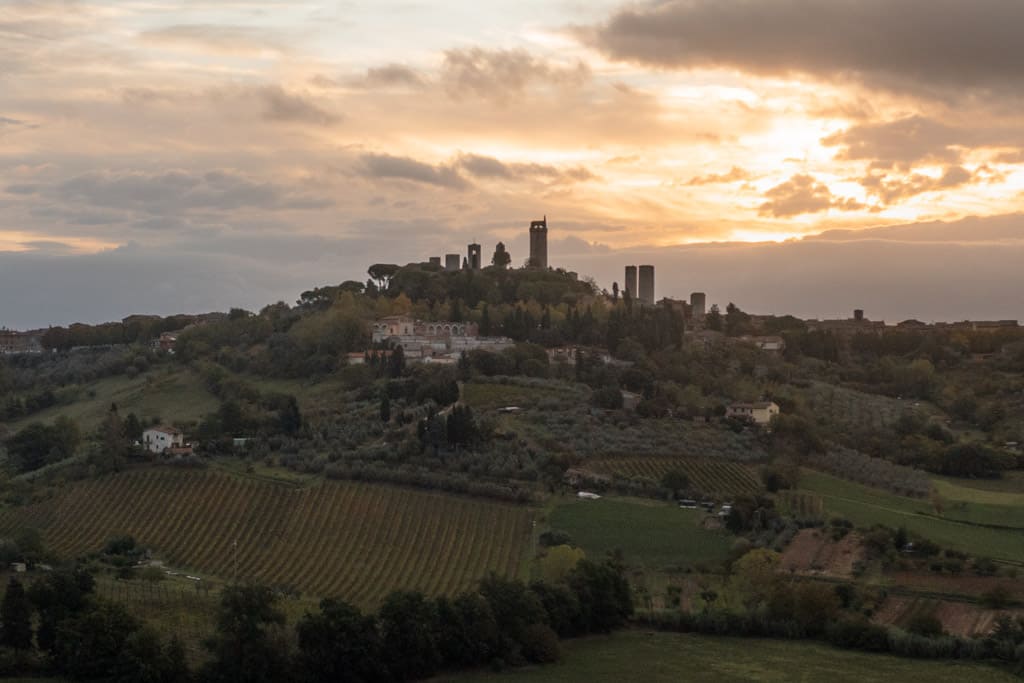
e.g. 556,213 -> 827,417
1,0 -> 1023,328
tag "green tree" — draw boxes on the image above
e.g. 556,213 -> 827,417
435,593 -> 499,667
202,585 -> 289,683
54,602 -> 141,680
367,263 -> 399,291
122,412 -> 145,443
378,591 -> 440,681
116,627 -> 189,683
539,545 -> 585,583
296,598 -> 383,683
491,242 -> 512,269
705,304 -> 722,332
279,396 -> 302,436
565,560 -> 633,633
379,394 -> 391,423
661,469 -> 689,496
0,577 -> 33,650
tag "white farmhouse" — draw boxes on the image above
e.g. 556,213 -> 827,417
726,401 -> 780,426
143,426 -> 184,454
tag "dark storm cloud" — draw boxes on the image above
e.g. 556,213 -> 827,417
259,86 -> 340,125
758,174 -> 865,218
358,154 -> 470,190
441,47 -> 590,101
588,0 -> 1024,95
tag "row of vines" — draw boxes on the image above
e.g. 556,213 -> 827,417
589,458 -> 762,496
0,469 -> 534,607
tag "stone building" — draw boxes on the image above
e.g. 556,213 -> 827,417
529,217 -> 548,269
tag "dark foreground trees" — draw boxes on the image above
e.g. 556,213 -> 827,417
1,560 -> 630,682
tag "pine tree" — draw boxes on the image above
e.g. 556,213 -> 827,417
379,394 -> 391,424
1,577 -> 33,650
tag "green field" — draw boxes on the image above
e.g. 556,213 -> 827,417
799,470 -> 1024,563
446,630 -> 1017,683
0,468 -> 534,606
547,497 -> 733,571
3,369 -> 218,433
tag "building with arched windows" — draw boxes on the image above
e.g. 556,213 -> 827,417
369,315 -> 513,360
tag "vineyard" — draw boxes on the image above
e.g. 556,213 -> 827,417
873,595 -> 1019,638
776,491 -> 825,521
0,468 -> 533,606
588,458 -> 761,497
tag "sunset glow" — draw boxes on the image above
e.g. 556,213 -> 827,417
3,1 -> 1024,326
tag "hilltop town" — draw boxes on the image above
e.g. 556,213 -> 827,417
1,217 -> 1023,681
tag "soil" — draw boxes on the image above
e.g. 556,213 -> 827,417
780,528 -> 865,578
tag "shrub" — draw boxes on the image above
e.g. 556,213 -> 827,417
519,623 -> 561,663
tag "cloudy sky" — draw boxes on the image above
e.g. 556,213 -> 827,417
2,0 -> 1023,328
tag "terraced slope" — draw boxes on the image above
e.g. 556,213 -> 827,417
0,468 -> 533,606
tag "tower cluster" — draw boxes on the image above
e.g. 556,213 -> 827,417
428,217 -> 551,272
623,264 -> 655,306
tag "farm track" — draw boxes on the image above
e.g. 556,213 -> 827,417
0,468 -> 534,607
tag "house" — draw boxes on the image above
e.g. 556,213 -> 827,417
143,426 -> 184,454
726,401 -> 780,425
743,335 -> 785,354
154,332 -> 179,353
0,329 -> 43,355
621,390 -> 643,411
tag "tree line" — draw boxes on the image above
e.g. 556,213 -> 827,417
0,559 -> 631,682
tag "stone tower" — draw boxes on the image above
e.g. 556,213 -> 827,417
624,266 -> 638,301
529,216 -> 548,269
690,292 -> 706,319
638,265 -> 655,306
467,243 -> 482,270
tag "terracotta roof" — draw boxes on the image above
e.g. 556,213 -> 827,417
147,426 -> 182,436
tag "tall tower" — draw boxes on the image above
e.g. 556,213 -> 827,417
690,292 -> 706,319
638,265 -> 655,306
529,216 -> 548,269
467,243 -> 482,270
445,254 -> 461,271
624,266 -> 638,301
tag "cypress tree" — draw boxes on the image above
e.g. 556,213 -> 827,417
1,577 -> 33,650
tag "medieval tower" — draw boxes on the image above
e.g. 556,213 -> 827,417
529,216 -> 548,269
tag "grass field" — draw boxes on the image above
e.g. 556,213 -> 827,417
546,497 -> 732,571
0,468 -> 534,606
446,630 -> 1018,683
2,369 -> 218,433
798,470 -> 1024,563
589,457 -> 761,497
